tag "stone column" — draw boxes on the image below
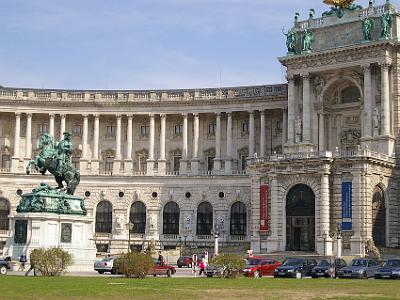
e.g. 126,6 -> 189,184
60,114 -> 66,139
179,113 -> 189,174
113,114 -> 122,174
124,114 -> 133,174
350,170 -> 366,256
260,110 -> 266,157
319,169 -> 332,256
49,113 -> 55,138
80,114 -> 89,174
213,112 -> 222,172
147,114 -> 155,175
225,112 -> 233,173
363,65 -> 373,138
248,111 -> 255,157
191,113 -> 200,175
287,76 -> 295,144
158,114 -> 167,175
92,114 -> 100,174
302,74 -> 311,142
268,175 -> 282,251
25,113 -> 32,160
381,63 -> 391,136
318,113 -> 325,151
282,109 -> 287,150
11,112 -> 21,172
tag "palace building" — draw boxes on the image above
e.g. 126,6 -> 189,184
0,1 -> 399,257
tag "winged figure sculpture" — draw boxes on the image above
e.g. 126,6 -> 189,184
323,0 -> 355,9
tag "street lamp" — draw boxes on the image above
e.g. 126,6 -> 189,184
322,231 -> 328,257
336,222 -> 342,258
211,224 -> 220,256
126,222 -> 134,252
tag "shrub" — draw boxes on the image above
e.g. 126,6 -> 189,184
209,253 -> 245,278
33,247 -> 73,276
118,252 -> 154,278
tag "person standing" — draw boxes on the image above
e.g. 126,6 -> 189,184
18,254 -> 27,271
157,251 -> 164,265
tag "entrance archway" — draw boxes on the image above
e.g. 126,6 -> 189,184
286,184 -> 315,251
372,186 -> 386,247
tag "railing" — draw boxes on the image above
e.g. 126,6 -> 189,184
248,148 -> 395,165
295,4 -> 393,30
0,84 -> 287,103
229,235 -> 246,241
196,235 -> 212,240
163,234 -> 179,240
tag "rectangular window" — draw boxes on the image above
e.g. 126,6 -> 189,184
207,156 -> 214,171
174,124 -> 183,136
208,123 -> 216,136
140,125 -> 149,137
242,122 -> 249,135
72,156 -> 80,170
105,158 -> 113,174
241,155 -> 247,171
39,123 -> 48,135
72,124 -> 82,136
106,125 -> 116,138
173,156 -> 181,172
1,155 -> 10,170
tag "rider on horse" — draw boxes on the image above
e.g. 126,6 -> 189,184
56,132 -> 73,177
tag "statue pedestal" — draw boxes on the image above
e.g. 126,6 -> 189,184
3,187 -> 96,271
4,213 -> 96,272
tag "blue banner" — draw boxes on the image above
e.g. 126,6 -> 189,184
342,182 -> 352,230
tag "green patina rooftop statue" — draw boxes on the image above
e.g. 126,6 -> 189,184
26,132 -> 80,195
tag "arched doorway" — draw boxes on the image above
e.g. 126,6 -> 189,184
286,184 -> 315,251
372,186 -> 386,247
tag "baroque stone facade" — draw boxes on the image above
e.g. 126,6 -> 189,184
0,1 -> 399,257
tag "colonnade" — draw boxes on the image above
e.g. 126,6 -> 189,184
10,110 -> 285,175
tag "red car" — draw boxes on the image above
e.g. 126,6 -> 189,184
243,256 -> 281,278
151,260 -> 176,277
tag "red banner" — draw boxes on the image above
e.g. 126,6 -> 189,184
260,185 -> 269,231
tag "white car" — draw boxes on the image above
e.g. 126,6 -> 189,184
94,257 -> 116,274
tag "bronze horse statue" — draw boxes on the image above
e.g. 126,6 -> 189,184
26,133 -> 80,195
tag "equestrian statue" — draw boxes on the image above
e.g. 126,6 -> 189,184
26,132 -> 80,195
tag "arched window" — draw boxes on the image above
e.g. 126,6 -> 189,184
95,201 -> 113,233
230,202 -> 247,236
0,198 -> 10,231
372,186 -> 386,247
130,202 -> 146,234
341,86 -> 360,103
163,202 -> 180,234
196,202 -> 213,235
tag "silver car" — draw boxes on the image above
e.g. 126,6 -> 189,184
337,258 -> 380,279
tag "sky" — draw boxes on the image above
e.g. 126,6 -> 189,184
0,0 -> 390,90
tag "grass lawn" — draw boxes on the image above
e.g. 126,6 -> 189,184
0,276 -> 399,300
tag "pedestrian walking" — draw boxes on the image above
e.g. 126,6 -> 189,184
199,258 -> 207,276
18,254 -> 27,271
25,250 -> 39,276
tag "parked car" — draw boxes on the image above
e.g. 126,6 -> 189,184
176,254 -> 205,268
337,258 -> 380,279
243,256 -> 281,278
311,258 -> 347,278
150,260 -> 176,277
94,257 -> 118,274
374,258 -> 400,279
204,264 -> 226,277
0,257 -> 11,275
273,258 -> 317,278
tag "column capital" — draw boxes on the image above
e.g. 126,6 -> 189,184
60,113 -> 66,119
380,63 -> 391,70
215,112 -> 222,117
149,113 -> 155,118
116,114 -> 122,119
181,112 -> 188,117
226,111 -> 233,117
15,112 -> 22,117
287,75 -> 295,82
26,113 -> 32,118
362,64 -> 371,72
193,112 -> 199,117
49,113 -> 55,118
93,113 -> 100,118
248,110 -> 255,115
82,114 -> 89,118
127,114 -> 133,119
